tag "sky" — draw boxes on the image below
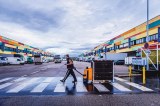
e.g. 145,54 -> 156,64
0,0 -> 160,56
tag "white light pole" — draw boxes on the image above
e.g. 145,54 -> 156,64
146,0 -> 149,70
146,0 -> 149,42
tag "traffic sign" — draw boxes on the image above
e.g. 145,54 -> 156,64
144,43 -> 149,49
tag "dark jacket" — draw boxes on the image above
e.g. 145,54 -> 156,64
67,58 -> 74,69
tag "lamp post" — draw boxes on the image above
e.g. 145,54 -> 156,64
146,0 -> 149,42
146,0 -> 149,70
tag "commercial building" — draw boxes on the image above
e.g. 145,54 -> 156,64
0,35 -> 52,57
83,15 -> 160,58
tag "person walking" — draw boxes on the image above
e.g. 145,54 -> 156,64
60,54 -> 77,83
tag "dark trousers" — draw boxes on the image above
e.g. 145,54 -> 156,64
63,68 -> 77,81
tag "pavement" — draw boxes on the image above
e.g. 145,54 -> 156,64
1,94 -> 160,106
0,61 -> 160,106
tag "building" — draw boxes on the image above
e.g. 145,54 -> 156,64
0,35 -> 52,57
83,15 -> 160,58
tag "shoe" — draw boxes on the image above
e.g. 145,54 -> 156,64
60,80 -> 65,82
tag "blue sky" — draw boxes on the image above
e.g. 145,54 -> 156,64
0,0 -> 159,56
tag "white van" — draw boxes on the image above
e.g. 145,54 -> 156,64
7,57 -> 25,65
0,54 -> 25,65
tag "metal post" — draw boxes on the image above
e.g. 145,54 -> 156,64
113,62 -> 115,83
129,65 -> 132,77
146,0 -> 149,42
146,0 -> 149,71
143,66 -> 146,84
157,44 -> 159,71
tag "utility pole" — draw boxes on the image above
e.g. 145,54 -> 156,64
146,0 -> 149,70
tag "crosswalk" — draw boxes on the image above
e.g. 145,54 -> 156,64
0,77 -> 155,95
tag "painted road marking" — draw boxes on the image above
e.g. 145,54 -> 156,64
0,83 -> 12,89
13,77 -> 27,82
77,77 -> 83,82
0,77 -> 155,94
31,71 -> 40,75
54,83 -> 66,92
42,77 -> 55,83
31,83 -> 49,93
93,84 -> 109,92
111,83 -> 131,92
7,78 -> 40,93
0,78 -> 13,83
76,82 -> 88,92
125,82 -> 153,92
114,77 -> 128,82
115,77 -> 153,92
76,77 -> 87,92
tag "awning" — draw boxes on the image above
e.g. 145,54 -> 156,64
18,46 -> 24,50
115,41 -> 121,45
5,44 -> 17,48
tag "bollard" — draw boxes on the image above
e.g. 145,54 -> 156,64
129,65 -> 132,77
142,66 -> 146,84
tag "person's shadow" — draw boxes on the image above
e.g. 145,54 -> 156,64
65,84 -> 76,95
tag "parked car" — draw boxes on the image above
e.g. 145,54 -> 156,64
43,59 -> 49,63
27,56 -> 34,64
86,58 -> 92,62
54,59 -> 62,63
54,55 -> 62,63
114,60 -> 125,65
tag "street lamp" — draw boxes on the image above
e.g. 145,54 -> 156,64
146,0 -> 149,42
146,0 -> 149,70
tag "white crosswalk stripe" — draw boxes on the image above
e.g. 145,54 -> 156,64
54,83 -> 66,92
31,77 -> 57,93
42,77 -> 55,83
0,77 -> 155,94
31,83 -> 50,93
7,78 -> 40,93
114,77 -> 128,82
0,83 -> 12,89
125,82 -> 153,92
93,84 -> 110,92
76,82 -> 88,92
115,77 -> 153,92
13,77 -> 27,82
111,83 -> 131,92
76,77 -> 88,92
0,78 -> 13,83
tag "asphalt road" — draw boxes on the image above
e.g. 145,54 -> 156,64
0,61 -> 159,106
0,61 -> 90,78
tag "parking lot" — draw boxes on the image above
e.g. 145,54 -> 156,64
0,61 -> 90,78
0,61 -> 160,106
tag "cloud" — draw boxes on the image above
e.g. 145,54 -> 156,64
0,0 -> 159,56
70,47 -> 92,51
45,48 -> 71,55
0,2 -> 66,32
